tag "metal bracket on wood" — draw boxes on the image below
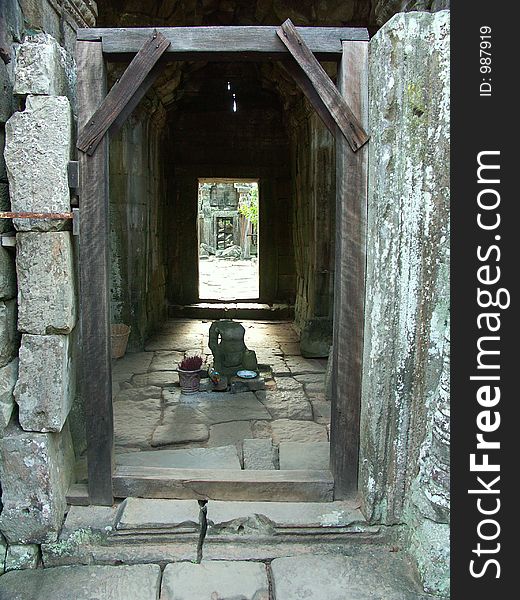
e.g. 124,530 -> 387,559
72,208 -> 80,236
68,160 -> 80,190
0,233 -> 16,248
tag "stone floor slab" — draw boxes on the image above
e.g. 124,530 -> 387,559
61,505 -> 119,537
160,561 -> 269,600
197,392 -> 271,424
113,386 -> 162,402
132,371 -> 179,387
311,399 -> 331,424
151,422 -> 209,447
113,398 -> 162,448
149,351 -> 184,371
116,498 -> 200,531
271,419 -> 328,444
285,356 -> 327,375
242,438 -> 276,470
113,352 -> 153,376
273,376 -> 303,391
0,564 -> 161,600
270,552 -> 430,600
279,442 -> 330,470
208,422 -> 253,450
117,446 -> 241,469
258,389 -> 313,420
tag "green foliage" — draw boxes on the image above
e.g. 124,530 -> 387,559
238,186 -> 259,227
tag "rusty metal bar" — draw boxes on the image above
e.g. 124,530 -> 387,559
0,212 -> 74,219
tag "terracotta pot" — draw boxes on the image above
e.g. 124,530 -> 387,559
178,368 -> 202,394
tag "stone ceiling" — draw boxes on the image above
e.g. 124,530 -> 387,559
96,1 -> 450,30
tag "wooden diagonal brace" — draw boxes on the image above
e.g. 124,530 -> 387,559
277,19 -> 369,152
77,30 -> 170,155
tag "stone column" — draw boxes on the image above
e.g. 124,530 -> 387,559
359,10 -> 450,596
0,33 -> 76,546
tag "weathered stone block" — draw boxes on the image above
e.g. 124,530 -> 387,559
16,232 -> 76,334
300,318 -> 332,358
14,33 -> 68,96
4,544 -> 40,571
0,564 -> 162,600
4,95 -> 72,231
0,357 -> 18,430
161,562 -> 269,600
242,438 -> 276,470
0,246 -> 17,299
0,421 -> 74,544
15,334 -> 74,432
257,388 -> 313,420
359,10 -> 450,597
0,299 -> 18,368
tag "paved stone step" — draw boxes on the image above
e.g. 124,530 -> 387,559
42,537 -> 389,569
278,441 -> 330,470
270,552 -> 433,600
168,302 -> 294,320
0,564 -> 161,600
18,554 -> 430,599
160,561 -> 269,600
109,498 -> 368,537
116,445 -> 242,470
113,466 -> 334,502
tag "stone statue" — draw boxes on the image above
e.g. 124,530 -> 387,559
208,320 -> 258,376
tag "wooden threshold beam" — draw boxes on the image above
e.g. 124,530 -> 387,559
113,467 -> 334,502
277,19 -> 369,152
77,26 -> 369,59
77,30 -> 170,155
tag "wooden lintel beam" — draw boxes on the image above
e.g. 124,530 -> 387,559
277,19 -> 369,152
77,30 -> 170,155
76,26 -> 369,57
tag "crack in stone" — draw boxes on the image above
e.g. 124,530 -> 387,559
196,499 -> 208,563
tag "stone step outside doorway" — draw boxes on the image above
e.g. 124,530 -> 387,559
0,497 -> 436,600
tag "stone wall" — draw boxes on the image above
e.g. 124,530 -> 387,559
359,11 -> 450,597
0,0 -> 94,571
109,95 -> 168,351
289,101 -> 335,356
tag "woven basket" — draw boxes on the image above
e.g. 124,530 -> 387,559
111,324 -> 131,359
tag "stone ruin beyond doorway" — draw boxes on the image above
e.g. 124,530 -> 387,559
198,179 -> 259,301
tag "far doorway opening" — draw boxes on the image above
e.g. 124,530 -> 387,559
198,178 -> 259,301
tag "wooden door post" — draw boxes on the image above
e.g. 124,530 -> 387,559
76,40 -> 114,505
330,41 -> 369,498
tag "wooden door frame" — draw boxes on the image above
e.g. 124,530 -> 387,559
76,25 -> 369,505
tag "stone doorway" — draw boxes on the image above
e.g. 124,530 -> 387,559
75,25 -> 369,506
198,179 -> 260,301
